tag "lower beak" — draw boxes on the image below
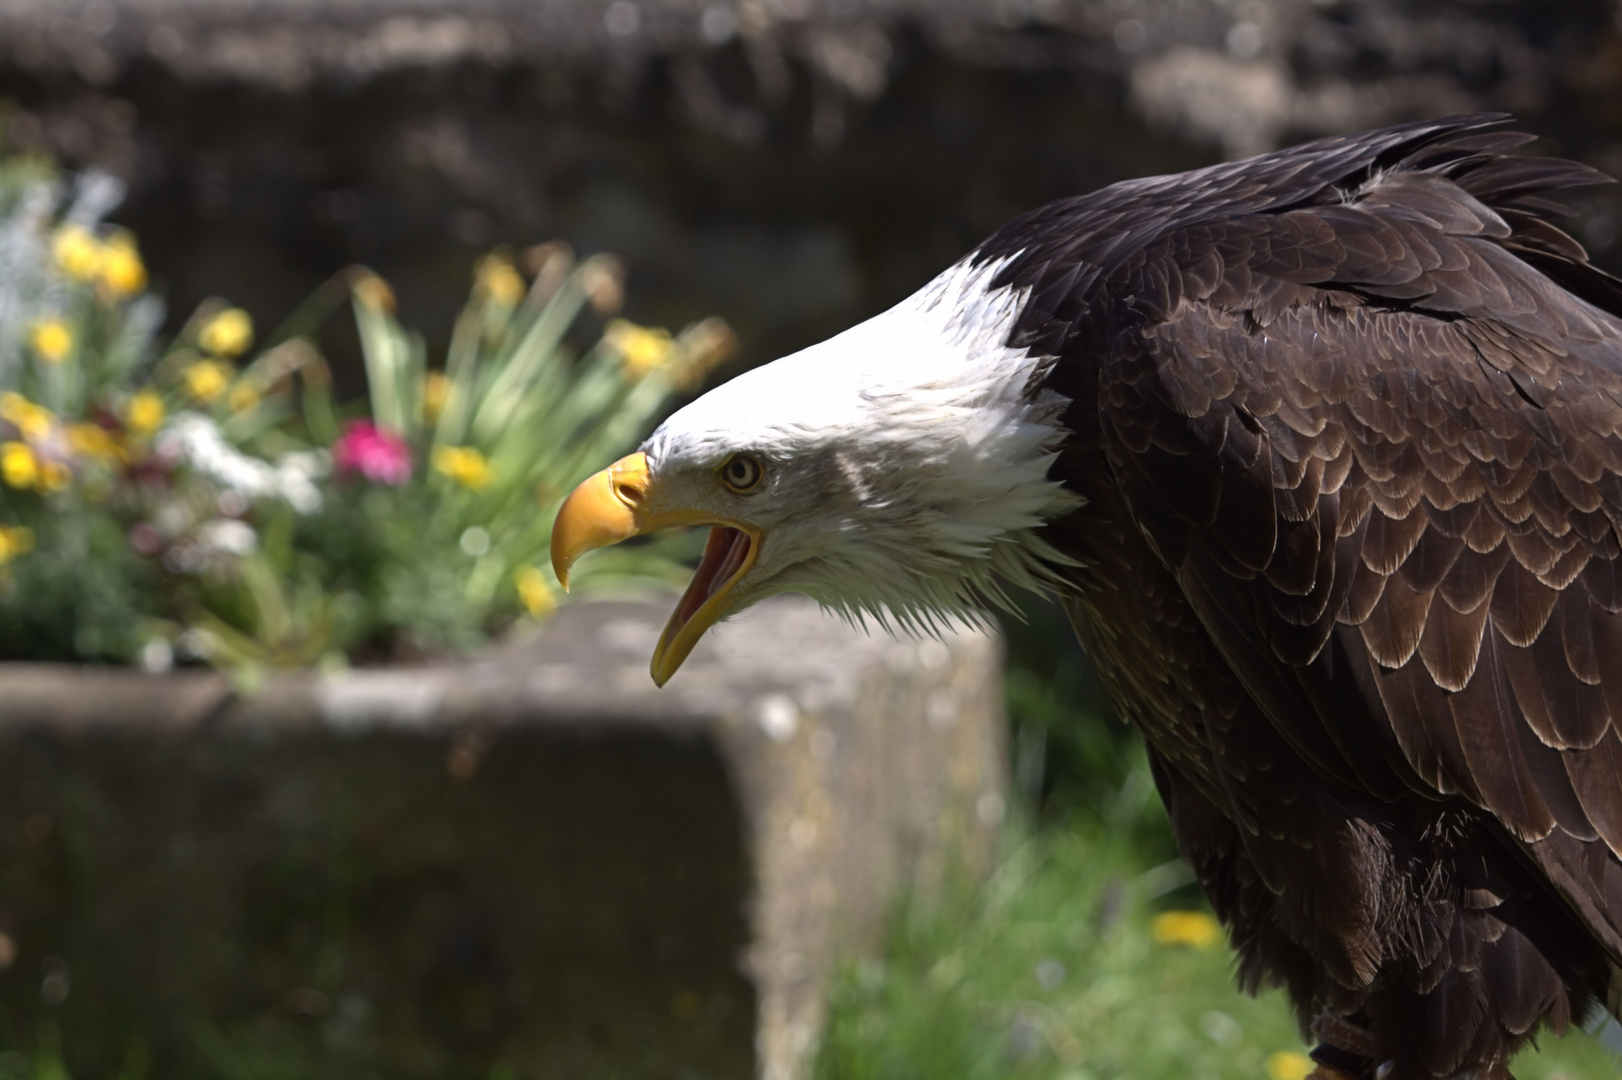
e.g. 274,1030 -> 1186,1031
550,452 -> 762,686
648,522 -> 759,685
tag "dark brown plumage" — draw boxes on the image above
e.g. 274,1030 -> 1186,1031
974,116 -> 1622,1079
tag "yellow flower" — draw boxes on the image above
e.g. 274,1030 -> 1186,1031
0,393 -> 54,442
53,225 -> 103,281
0,438 -> 67,490
477,256 -> 526,308
29,320 -> 72,364
605,319 -> 675,378
514,566 -> 557,617
98,233 -> 147,296
422,371 -> 451,424
352,272 -> 396,313
39,460 -> 71,492
198,309 -> 254,358
431,445 -> 493,491
2,442 -> 37,489
183,361 -> 231,404
126,390 -> 165,436
228,380 -> 261,413
1266,1050 -> 1316,1080
1149,910 -> 1222,950
66,423 -> 120,463
0,526 -> 34,565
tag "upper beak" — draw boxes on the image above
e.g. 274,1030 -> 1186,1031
550,451 -> 761,686
550,451 -> 657,591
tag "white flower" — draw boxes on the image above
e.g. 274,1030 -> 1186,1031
274,449 -> 328,514
197,518 -> 257,556
160,412 -> 327,513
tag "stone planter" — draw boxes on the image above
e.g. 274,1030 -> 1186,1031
0,595 -> 1005,1080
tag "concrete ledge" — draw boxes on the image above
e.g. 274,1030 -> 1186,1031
0,595 -> 1005,1080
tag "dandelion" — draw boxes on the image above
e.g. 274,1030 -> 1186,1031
352,272 -> 396,313
99,233 -> 147,296
2,443 -> 37,489
0,526 -> 34,565
515,566 -> 557,617
183,361 -> 232,404
0,394 -> 53,442
432,445 -> 493,491
606,319 -> 676,379
1149,910 -> 1222,950
66,423 -> 121,464
29,320 -> 72,364
126,390 -> 165,436
228,381 -> 260,413
477,256 -> 526,308
422,371 -> 451,424
333,420 -> 412,486
1265,1050 -> 1315,1080
198,309 -> 254,358
53,224 -> 103,281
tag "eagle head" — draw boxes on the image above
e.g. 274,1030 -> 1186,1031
550,257 -> 1076,684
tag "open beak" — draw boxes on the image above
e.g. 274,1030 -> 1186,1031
550,451 -> 762,686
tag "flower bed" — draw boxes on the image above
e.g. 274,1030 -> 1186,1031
0,148 -> 733,671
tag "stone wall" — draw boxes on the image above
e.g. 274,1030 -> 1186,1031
2,0 -> 1618,391
0,596 -> 1004,1080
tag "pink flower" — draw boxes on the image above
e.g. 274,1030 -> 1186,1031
333,420 -> 411,486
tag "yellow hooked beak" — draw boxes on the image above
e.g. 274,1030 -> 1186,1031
550,452 -> 761,686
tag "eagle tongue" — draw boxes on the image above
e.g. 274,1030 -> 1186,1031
674,526 -> 750,629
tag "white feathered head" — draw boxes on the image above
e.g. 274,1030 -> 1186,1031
551,258 -> 1075,684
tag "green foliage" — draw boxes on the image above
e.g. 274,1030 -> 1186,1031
0,509 -> 152,661
313,255 -> 732,659
0,151 -> 173,661
816,809 -> 1306,1080
816,811 -> 1622,1080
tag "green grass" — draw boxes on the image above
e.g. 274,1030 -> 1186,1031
815,787 -> 1622,1080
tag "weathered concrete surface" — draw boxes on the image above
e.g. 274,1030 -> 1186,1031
0,595 -> 1004,1080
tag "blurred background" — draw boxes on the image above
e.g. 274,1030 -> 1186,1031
2,1 -> 1622,1078
7,0 -> 1622,393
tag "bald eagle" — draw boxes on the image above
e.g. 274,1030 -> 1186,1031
551,116 -> 1622,1080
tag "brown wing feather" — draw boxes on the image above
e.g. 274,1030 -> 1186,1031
1007,117 -> 1622,1076
1089,155 -> 1622,915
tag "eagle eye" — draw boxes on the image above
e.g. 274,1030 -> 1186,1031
719,453 -> 764,493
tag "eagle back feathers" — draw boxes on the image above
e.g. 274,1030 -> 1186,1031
984,115 -> 1622,1077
